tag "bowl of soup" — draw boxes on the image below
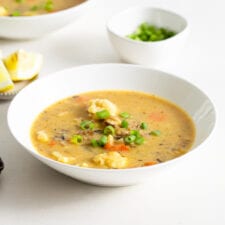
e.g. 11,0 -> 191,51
0,0 -> 92,39
7,64 -> 216,186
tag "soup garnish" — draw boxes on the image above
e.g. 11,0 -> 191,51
31,90 -> 196,169
0,157 -> 4,174
127,22 -> 176,42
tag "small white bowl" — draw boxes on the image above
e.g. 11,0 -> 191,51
0,0 -> 92,40
107,6 -> 189,67
7,64 -> 216,186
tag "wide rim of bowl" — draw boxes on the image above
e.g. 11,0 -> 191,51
7,63 -> 216,174
0,0 -> 92,21
107,5 -> 189,46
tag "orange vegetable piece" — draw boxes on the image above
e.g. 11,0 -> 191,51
144,161 -> 157,166
104,143 -> 129,151
149,112 -> 166,122
48,140 -> 56,146
74,96 -> 89,104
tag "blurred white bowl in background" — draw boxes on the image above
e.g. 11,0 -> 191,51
0,0 -> 93,40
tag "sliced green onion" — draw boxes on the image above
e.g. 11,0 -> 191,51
80,120 -> 95,130
44,0 -> 54,11
127,22 -> 176,42
103,125 -> 115,135
15,0 -> 24,3
150,130 -> 161,136
91,139 -> 99,147
119,112 -> 130,119
124,130 -> 145,145
130,130 -> 141,137
30,5 -> 39,11
97,135 -> 108,147
140,122 -> 148,130
124,135 -> 136,144
11,11 -> 21,16
70,135 -> 83,144
135,136 -> 145,145
96,110 -> 110,120
121,120 -> 129,128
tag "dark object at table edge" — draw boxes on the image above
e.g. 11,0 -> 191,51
0,157 -> 4,174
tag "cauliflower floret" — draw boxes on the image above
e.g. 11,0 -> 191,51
93,151 -> 127,169
88,99 -> 118,117
107,135 -> 114,145
0,6 -> 9,16
52,151 -> 76,164
36,130 -> 49,142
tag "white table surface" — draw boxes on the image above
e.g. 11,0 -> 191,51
0,0 -> 224,224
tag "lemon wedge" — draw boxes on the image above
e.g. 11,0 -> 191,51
0,6 -> 9,16
3,49 -> 43,81
0,60 -> 14,92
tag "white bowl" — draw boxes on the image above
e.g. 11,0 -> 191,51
107,6 -> 189,67
7,64 -> 216,186
0,0 -> 92,40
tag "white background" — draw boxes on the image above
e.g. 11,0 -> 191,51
0,0 -> 224,224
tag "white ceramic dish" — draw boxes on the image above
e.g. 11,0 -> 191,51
0,78 -> 37,100
0,0 -> 92,40
7,64 -> 216,186
107,6 -> 189,67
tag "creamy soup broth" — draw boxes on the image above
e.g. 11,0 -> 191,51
0,0 -> 86,16
31,90 -> 195,169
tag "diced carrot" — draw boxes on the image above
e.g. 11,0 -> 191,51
149,112 -> 166,122
104,143 -> 130,151
104,143 -> 111,149
48,140 -> 56,146
117,144 -> 130,151
74,96 -> 89,104
144,161 -> 157,166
